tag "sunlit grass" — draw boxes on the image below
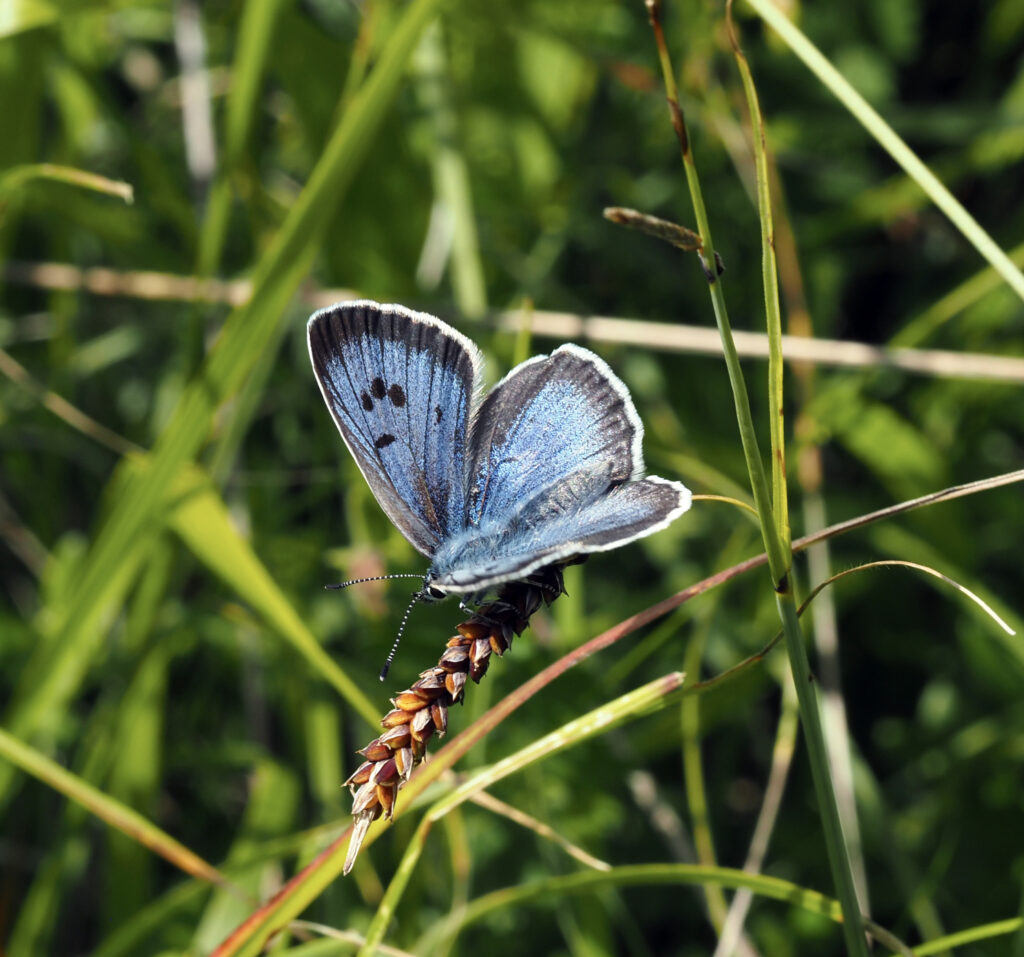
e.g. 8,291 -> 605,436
1,1 -> 1022,955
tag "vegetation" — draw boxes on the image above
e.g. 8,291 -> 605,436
1,1 -> 1022,954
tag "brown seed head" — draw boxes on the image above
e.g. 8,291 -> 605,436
457,620 -> 490,640
393,690 -> 427,711
340,562 -> 574,874
380,708 -> 413,728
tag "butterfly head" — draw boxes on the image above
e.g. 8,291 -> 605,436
419,580 -> 448,603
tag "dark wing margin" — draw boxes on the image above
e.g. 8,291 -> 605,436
464,344 -> 644,530
553,475 -> 692,551
308,300 -> 483,556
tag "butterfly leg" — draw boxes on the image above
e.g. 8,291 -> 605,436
458,599 -> 510,630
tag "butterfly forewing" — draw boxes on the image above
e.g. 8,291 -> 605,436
308,302 -> 483,556
464,344 -> 643,530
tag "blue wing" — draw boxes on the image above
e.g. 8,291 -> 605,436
308,301 -> 483,556
428,476 -> 691,592
424,344 -> 691,591
463,344 -> 644,530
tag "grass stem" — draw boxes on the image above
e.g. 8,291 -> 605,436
645,3 -> 869,952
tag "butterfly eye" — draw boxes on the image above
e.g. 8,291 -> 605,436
425,585 -> 447,602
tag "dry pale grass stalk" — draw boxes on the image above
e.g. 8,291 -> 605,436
7,260 -> 1024,383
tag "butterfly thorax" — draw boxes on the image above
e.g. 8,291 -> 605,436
425,516 -> 529,594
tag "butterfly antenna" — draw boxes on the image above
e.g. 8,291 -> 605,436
379,589 -> 423,681
325,573 -> 424,590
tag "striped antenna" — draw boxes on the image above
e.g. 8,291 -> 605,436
325,573 -> 424,590
379,590 -> 424,681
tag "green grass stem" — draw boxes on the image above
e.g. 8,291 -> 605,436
646,2 -> 869,952
726,5 -> 789,550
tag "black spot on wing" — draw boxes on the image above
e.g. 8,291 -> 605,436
435,405 -> 443,424
374,433 -> 396,450
363,379 -> 408,410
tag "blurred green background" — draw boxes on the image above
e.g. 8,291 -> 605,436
1,0 -> 1022,954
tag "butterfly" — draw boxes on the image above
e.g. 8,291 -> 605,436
308,300 -> 691,659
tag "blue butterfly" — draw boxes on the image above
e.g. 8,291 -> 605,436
308,300 -> 691,638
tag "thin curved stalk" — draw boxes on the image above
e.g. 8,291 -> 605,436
0,163 -> 133,204
801,560 -> 1014,637
713,670 -> 798,957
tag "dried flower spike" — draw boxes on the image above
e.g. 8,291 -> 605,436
342,562 -> 572,874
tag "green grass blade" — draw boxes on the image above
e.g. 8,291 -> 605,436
222,0 -> 286,165
743,0 -> 1024,304
102,627 -> 171,926
892,238 -> 1024,348
0,726 -> 227,887
90,880 -> 212,957
0,0 -> 440,807
681,601 -> 729,930
902,917 -> 1023,956
0,163 -> 133,203
168,464 -> 380,726
727,11 -> 789,549
7,833 -> 90,957
206,315 -> 289,482
196,0 -> 288,277
191,759 -> 300,954
449,864 -> 842,936
436,673 -> 686,817
446,866 -> 912,956
413,21 -> 487,318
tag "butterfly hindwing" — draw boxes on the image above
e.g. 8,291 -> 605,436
527,475 -> 691,554
430,475 -> 690,592
308,301 -> 483,556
